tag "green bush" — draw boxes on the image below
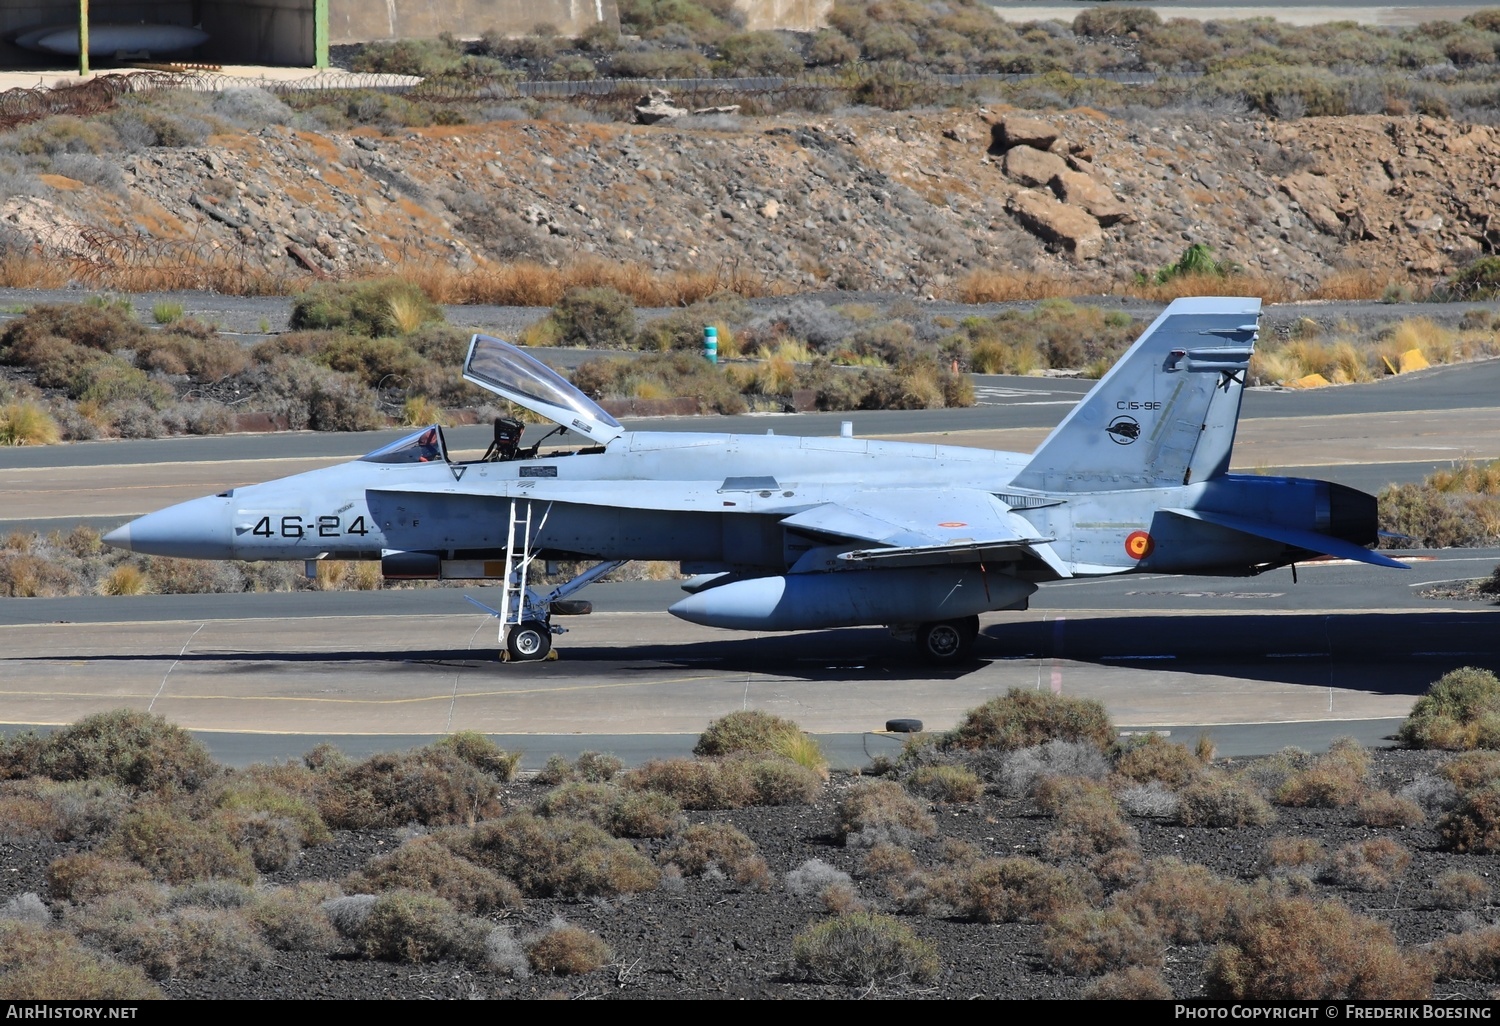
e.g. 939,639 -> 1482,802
290,278 -> 442,338
792,910 -> 939,985
1073,6 -> 1162,37
551,286 -> 637,348
1400,667 -> 1500,750
695,709 -> 805,757
942,688 -> 1115,753
716,32 -> 805,76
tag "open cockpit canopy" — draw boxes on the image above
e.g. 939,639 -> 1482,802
463,334 -> 624,445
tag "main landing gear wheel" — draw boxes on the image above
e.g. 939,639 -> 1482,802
916,615 -> 979,666
506,620 -> 552,661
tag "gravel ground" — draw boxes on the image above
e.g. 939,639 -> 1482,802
5,747 -> 1499,1000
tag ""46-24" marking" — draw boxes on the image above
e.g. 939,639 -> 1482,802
251,514 -> 370,540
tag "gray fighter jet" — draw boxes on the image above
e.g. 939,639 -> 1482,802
104,296 -> 1405,664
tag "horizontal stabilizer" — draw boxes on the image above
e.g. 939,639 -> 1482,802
1163,508 -> 1409,569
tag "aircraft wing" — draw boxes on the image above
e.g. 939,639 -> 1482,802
782,489 -> 1071,577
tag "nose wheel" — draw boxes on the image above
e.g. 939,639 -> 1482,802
916,615 -> 980,665
505,620 -> 553,661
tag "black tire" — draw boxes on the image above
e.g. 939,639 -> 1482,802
885,718 -> 924,733
550,599 -> 592,616
506,620 -> 552,661
917,619 -> 973,666
958,614 -> 980,644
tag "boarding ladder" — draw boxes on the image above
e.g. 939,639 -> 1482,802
494,499 -> 627,646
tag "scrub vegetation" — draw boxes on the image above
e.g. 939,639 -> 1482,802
6,676 -> 1500,998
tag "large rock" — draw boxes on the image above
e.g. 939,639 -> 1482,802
1277,172 -> 1344,236
1050,169 -> 1132,227
1007,189 -> 1104,262
634,89 -> 687,125
990,114 -> 1059,154
1003,145 -> 1069,187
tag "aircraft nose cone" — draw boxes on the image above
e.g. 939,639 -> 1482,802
102,496 -> 233,559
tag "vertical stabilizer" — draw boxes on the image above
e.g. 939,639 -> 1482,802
1010,297 -> 1259,493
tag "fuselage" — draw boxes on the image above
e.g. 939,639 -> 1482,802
103,428 -> 1376,582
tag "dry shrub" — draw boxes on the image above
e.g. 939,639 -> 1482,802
448,811 -> 659,897
1400,667 -> 1500,751
1430,869 -> 1489,910
412,257 -> 773,309
1261,836 -> 1326,877
0,921 -> 161,999
536,750 -> 622,785
785,859 -> 855,903
1032,774 -> 1112,814
942,688 -> 1115,753
860,842 -> 919,881
930,856 -> 1088,924
537,781 -> 683,838
77,905 -> 272,981
693,710 -> 826,776
1428,926 -> 1500,981
525,919 -> 613,975
357,890 -> 490,964
836,779 -> 936,847
1440,752 -> 1500,793
1045,791 -> 1139,860
1206,895 -> 1431,999
1041,907 -> 1164,977
904,763 -> 983,803
246,883 -> 341,953
344,836 -> 523,914
1438,780 -> 1500,853
314,744 -> 503,829
31,708 -> 219,794
1178,772 -> 1276,827
45,854 -> 151,902
1275,737 -> 1371,808
623,755 -> 821,809
1325,838 -> 1411,892
430,731 -> 521,780
1114,858 -> 1250,946
1082,965 -> 1174,1000
0,401 -> 61,446
659,822 -> 771,889
1355,790 -> 1425,828
1113,733 -> 1202,788
954,269 -> 1076,303
101,806 -> 255,885
792,910 -> 939,986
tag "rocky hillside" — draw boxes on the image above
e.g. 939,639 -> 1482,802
4,98 -> 1499,296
